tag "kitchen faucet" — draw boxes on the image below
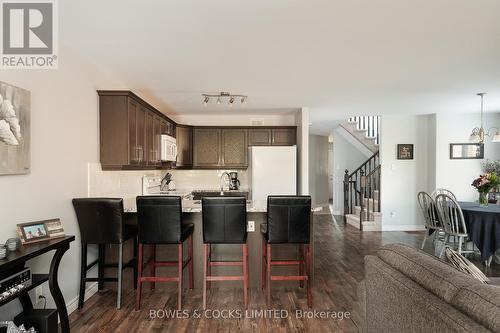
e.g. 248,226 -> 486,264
220,171 -> 230,195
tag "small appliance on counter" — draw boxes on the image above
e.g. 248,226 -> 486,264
229,172 -> 241,190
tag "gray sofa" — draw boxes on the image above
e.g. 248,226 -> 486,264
358,243 -> 500,333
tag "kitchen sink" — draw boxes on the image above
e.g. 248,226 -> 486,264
191,190 -> 248,201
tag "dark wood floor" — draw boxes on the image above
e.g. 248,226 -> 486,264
68,214 -> 499,333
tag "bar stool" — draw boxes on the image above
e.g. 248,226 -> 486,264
202,197 -> 248,309
261,196 -> 312,307
72,198 -> 138,310
135,196 -> 194,310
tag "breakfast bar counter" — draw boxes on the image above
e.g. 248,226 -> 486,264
119,198 -> 319,289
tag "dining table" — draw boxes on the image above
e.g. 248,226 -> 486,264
459,201 -> 500,265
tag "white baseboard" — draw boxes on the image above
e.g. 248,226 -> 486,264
382,224 -> 426,231
66,282 -> 98,315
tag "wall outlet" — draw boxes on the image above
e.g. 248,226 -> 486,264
390,211 -> 396,218
35,286 -> 43,302
247,221 -> 255,232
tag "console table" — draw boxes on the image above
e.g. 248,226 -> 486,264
0,236 -> 75,333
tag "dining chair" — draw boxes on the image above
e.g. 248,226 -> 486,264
431,188 -> 456,201
434,194 -> 473,257
417,192 -> 442,250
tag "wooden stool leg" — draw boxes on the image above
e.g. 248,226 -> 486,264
150,244 -> 156,290
306,244 -> 312,308
299,244 -> 304,288
261,237 -> 266,290
178,243 -> 183,310
135,243 -> 143,311
207,244 -> 211,290
243,244 -> 249,308
98,244 -> 105,291
133,237 -> 138,290
266,243 -> 271,307
203,244 -> 208,310
188,234 -> 194,289
78,243 -> 87,309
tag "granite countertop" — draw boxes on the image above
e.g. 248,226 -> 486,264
123,197 -> 322,213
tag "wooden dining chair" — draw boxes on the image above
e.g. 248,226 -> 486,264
434,194 -> 473,257
417,192 -> 443,250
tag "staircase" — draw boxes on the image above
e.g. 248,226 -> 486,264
340,116 -> 380,154
343,116 -> 381,231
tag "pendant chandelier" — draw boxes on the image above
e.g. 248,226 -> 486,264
469,93 -> 500,144
202,92 -> 247,107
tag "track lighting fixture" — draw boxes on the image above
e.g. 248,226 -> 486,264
201,92 -> 248,107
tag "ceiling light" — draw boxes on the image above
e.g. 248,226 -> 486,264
201,92 -> 248,108
469,93 -> 499,144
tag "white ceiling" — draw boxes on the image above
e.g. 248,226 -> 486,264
61,0 -> 500,134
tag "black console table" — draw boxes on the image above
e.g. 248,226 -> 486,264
0,236 -> 75,333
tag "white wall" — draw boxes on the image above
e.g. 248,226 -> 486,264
331,129 -> 367,215
308,135 -> 329,205
296,108 -> 309,195
435,113 -> 500,201
0,50 -> 113,317
172,113 -> 296,126
380,115 -> 433,231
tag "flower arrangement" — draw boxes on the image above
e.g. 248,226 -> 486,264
471,172 -> 500,206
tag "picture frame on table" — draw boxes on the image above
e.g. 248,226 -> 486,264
16,219 -> 66,244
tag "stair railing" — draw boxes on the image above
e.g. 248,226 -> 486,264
344,151 -> 381,228
348,116 -> 380,145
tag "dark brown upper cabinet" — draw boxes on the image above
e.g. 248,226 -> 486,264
98,91 -> 176,170
193,127 -> 249,169
272,127 -> 296,145
175,125 -> 193,168
249,128 -> 272,145
221,128 -> 248,167
193,128 -> 221,168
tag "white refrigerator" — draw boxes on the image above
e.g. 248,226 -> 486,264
249,146 -> 297,201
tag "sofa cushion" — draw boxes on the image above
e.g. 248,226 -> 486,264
377,243 -> 479,303
452,284 -> 500,333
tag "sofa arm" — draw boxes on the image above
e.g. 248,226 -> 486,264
357,279 -> 367,333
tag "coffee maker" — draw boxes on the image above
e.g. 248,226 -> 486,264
229,172 -> 240,190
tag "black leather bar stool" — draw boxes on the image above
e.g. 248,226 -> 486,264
202,197 -> 248,309
261,196 -> 312,307
135,196 -> 194,310
72,198 -> 138,310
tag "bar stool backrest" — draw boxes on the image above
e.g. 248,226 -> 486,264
267,196 -> 311,244
72,198 -> 124,244
136,196 -> 182,244
202,197 -> 247,244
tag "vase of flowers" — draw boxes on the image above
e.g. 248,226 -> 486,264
472,172 -> 500,207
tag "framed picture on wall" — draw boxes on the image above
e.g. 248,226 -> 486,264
397,144 -> 414,160
449,143 -> 484,159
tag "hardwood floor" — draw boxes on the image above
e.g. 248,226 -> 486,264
68,214 -> 499,333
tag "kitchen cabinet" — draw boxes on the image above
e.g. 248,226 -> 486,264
249,128 -> 272,146
272,128 -> 296,145
175,125 -> 193,168
193,128 -> 221,168
98,91 -> 176,170
221,128 -> 248,167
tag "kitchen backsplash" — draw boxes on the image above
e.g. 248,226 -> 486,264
88,163 -> 249,197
